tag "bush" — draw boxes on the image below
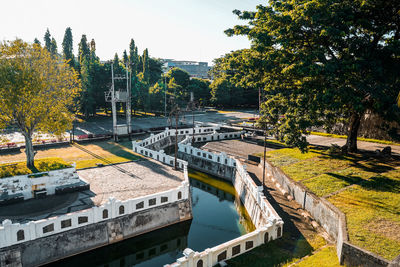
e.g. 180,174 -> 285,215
0,158 -> 71,178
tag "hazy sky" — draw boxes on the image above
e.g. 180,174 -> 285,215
0,0 -> 265,64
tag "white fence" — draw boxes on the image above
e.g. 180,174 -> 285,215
137,126 -> 220,147
0,164 -> 81,200
167,224 -> 280,267
0,166 -> 190,248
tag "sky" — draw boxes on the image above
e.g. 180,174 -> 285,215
0,0 -> 265,64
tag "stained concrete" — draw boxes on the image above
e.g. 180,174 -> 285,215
0,199 -> 192,267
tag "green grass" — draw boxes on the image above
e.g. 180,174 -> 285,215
258,145 -> 400,260
291,246 -> 342,267
328,175 -> 400,260
0,158 -> 71,178
310,131 -> 400,146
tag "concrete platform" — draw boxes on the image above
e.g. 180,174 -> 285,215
0,159 -> 184,223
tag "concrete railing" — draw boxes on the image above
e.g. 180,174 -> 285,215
137,126 -> 220,147
178,143 -> 237,168
0,164 -> 83,201
167,224 -> 281,267
0,166 -> 190,249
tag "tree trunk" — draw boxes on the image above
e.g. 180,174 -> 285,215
344,112 -> 362,153
23,132 -> 35,170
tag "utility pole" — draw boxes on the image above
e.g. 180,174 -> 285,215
164,75 -> 167,118
262,125 -> 267,192
126,64 -> 132,140
175,109 -> 179,170
111,64 -> 117,141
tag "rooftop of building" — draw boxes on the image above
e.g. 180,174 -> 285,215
0,159 -> 184,224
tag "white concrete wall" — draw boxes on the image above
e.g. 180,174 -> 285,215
0,164 -> 81,200
0,165 -> 190,249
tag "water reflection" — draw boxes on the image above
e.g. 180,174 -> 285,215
47,171 -> 254,267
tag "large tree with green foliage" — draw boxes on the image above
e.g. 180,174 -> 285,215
227,0 -> 400,152
0,40 -> 81,168
62,27 -> 75,68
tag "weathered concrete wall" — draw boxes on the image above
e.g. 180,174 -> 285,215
0,199 -> 192,267
261,159 -> 392,266
178,151 -> 235,181
341,242 -> 390,267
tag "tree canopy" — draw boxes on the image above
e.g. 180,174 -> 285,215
0,39 -> 81,168
226,0 -> 400,152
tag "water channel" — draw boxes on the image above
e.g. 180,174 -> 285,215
48,170 -> 255,267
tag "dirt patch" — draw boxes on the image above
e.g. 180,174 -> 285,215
367,219 -> 400,242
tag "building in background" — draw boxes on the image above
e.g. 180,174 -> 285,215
161,59 -> 211,79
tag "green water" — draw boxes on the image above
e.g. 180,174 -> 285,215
48,171 -> 254,267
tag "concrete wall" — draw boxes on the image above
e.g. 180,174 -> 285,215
0,198 -> 192,267
0,164 -> 86,202
261,159 -> 392,267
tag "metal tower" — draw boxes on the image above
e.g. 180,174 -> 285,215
105,63 -> 132,141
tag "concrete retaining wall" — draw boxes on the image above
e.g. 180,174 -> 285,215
0,198 -> 192,267
261,159 -> 392,266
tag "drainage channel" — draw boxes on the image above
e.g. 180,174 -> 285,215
46,170 -> 255,267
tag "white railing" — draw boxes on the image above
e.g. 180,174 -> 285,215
137,126 -> 220,147
0,166 -> 190,248
166,223 -> 282,267
178,143 -> 237,167
0,164 -> 82,201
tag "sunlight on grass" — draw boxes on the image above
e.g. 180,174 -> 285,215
292,246 -> 342,267
329,182 -> 400,260
260,145 -> 400,260
0,158 -> 71,178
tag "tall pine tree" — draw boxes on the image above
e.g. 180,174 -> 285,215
50,37 -> 57,57
62,27 -> 74,68
44,28 -> 51,52
78,34 -> 90,66
142,49 -> 150,83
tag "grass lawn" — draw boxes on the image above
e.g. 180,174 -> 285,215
290,246 -> 342,267
0,158 -> 71,178
255,146 -> 400,260
0,140 -> 142,171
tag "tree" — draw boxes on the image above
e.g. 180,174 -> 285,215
50,37 -> 57,57
62,27 -> 75,68
227,0 -> 400,152
142,49 -> 150,83
149,57 -> 162,85
122,50 -> 128,66
44,28 -> 51,52
129,39 -> 139,74
0,40 -> 81,168
211,50 -> 258,107
33,38 -> 41,46
187,78 -> 211,106
78,34 -> 90,66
